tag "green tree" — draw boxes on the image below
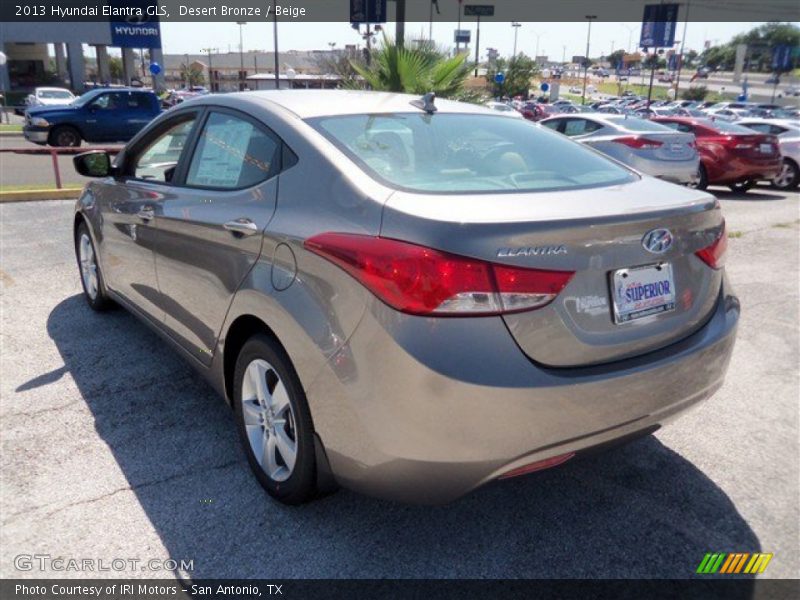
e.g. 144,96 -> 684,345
180,63 -> 205,87
701,22 -> 799,72
349,35 -> 470,97
607,49 -> 626,69
109,56 -> 123,81
681,85 -> 708,101
484,54 -> 539,98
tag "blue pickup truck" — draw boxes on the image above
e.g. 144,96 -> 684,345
23,88 -> 161,147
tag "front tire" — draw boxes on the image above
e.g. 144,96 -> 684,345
728,179 -> 755,193
50,125 -> 81,147
233,335 -> 317,505
75,222 -> 112,311
772,159 -> 799,190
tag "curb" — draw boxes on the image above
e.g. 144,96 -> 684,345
0,131 -> 23,137
0,189 -> 82,202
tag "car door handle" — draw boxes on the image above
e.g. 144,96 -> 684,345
137,207 -> 155,221
223,218 -> 258,236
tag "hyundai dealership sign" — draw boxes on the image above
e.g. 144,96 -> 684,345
109,0 -> 162,48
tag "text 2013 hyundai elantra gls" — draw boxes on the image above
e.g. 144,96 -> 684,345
72,90 -> 738,505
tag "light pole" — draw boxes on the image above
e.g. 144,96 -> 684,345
236,21 -> 246,91
273,12 -> 279,89
582,15 -> 597,105
622,24 -> 635,53
511,22 -> 521,59
201,47 -> 218,92
532,31 -> 543,63
673,0 -> 691,100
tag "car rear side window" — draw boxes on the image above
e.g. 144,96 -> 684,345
310,113 -> 635,193
186,112 -> 280,189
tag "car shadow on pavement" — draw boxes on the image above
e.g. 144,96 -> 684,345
708,188 -> 790,202
42,294 -> 760,582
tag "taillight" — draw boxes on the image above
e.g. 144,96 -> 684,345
613,136 -> 664,149
695,222 -> 728,269
304,233 -> 574,316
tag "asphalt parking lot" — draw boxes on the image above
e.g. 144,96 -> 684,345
0,189 -> 798,579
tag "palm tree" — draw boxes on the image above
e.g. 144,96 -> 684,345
349,35 -> 470,97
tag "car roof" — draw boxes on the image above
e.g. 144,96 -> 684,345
239,90 -> 492,119
36,87 -> 72,92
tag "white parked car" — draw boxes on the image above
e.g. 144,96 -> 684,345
25,87 -> 75,109
737,118 -> 800,189
484,101 -> 524,118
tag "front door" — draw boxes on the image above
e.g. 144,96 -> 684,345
97,110 -> 200,323
153,109 -> 282,365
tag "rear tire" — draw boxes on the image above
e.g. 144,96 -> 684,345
772,159 -> 799,190
233,334 -> 317,505
728,179 -> 755,193
690,163 -> 708,190
50,125 -> 81,147
75,222 -> 112,311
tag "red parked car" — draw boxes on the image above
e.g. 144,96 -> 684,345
518,102 -> 553,122
652,116 -> 782,192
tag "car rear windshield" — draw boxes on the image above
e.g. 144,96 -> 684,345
704,119 -> 757,134
604,116 -> 677,132
39,90 -> 72,100
308,113 -> 635,193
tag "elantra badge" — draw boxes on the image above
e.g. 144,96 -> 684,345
642,228 -> 673,254
497,245 -> 567,257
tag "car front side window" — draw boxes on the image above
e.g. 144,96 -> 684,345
131,115 -> 197,182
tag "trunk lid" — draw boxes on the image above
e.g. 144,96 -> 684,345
587,131 -> 697,162
380,176 -> 723,367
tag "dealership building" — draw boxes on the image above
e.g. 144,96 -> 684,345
0,20 -> 165,96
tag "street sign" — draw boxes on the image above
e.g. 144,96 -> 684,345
454,29 -> 471,44
350,0 -> 387,24
772,45 -> 794,72
149,63 -> 161,76
494,72 -> 505,84
639,3 -> 679,49
540,82 -> 550,93
464,5 -> 494,17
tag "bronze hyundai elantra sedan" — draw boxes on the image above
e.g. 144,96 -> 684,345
72,90 -> 738,504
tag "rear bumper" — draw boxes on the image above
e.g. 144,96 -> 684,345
630,156 -> 699,184
706,156 -> 783,184
306,277 -> 739,504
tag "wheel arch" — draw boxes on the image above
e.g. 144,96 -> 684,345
221,312 -> 338,493
222,314 -> 285,406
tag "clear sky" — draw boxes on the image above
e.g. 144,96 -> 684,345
157,21 -> 766,59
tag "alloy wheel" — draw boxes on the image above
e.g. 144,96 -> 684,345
773,161 -> 798,189
78,233 -> 98,300
241,359 -> 297,482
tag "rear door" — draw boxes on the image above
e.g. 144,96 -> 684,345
153,108 -> 283,364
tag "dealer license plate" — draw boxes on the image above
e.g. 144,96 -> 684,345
611,263 -> 676,324
760,143 -> 773,154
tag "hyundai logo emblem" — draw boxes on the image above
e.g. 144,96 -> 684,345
642,228 -> 673,254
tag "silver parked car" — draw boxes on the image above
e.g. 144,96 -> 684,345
72,90 -> 738,505
540,114 -> 700,185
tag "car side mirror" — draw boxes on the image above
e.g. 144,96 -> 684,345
74,151 -> 115,178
